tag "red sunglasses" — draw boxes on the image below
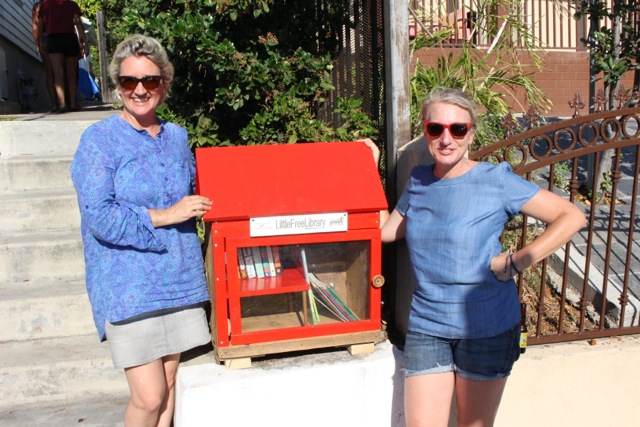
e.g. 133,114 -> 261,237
423,122 -> 474,139
117,75 -> 164,91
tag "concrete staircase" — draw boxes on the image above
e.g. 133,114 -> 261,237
0,111 -> 129,426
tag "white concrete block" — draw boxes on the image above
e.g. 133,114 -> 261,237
175,341 -> 406,427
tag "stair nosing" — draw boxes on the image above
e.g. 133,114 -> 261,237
0,277 -> 86,300
0,188 -> 77,200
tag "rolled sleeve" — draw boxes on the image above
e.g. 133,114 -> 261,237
71,124 -> 166,252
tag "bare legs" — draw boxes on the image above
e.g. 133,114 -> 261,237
405,373 -> 508,427
48,52 -> 80,111
65,55 -> 79,110
40,51 -> 58,110
455,376 -> 507,427
405,372 -> 455,427
123,353 -> 181,427
49,52 -> 66,110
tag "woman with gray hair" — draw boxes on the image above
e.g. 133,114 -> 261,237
70,34 -> 212,426
367,87 -> 585,426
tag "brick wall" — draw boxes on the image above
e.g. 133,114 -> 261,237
413,48 -> 636,118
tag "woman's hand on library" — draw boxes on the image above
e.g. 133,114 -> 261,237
359,138 -> 380,165
149,195 -> 211,227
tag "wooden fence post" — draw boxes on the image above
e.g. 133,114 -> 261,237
96,11 -> 112,103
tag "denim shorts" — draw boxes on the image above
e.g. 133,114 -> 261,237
403,325 -> 521,381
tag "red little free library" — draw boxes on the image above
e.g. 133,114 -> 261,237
195,141 -> 388,368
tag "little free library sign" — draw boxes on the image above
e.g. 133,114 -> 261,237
250,212 -> 348,237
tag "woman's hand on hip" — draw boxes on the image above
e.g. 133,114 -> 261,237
490,252 -> 514,282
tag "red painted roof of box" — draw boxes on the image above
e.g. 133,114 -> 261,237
195,141 -> 388,221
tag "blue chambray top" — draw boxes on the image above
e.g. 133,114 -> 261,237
70,115 -> 209,341
396,162 -> 540,339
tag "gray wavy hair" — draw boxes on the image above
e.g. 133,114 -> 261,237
108,34 -> 174,95
421,87 -> 478,125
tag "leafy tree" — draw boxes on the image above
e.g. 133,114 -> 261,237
573,0 -> 640,199
95,0 -> 378,147
574,0 -> 640,108
75,0 -> 101,21
410,0 -> 553,149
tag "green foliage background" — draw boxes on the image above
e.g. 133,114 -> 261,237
77,0 -> 378,147
573,0 -> 640,105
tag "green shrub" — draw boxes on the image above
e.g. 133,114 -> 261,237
102,0 -> 377,147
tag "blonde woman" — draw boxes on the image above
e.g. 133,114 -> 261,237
71,35 -> 211,426
367,88 -> 585,427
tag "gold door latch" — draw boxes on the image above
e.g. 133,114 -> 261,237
371,275 -> 385,288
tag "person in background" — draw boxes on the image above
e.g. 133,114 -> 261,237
366,87 -> 585,427
37,0 -> 87,112
31,1 -> 57,111
70,35 -> 212,427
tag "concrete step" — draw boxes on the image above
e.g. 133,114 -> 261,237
0,109 -> 127,417
0,155 -> 73,193
0,345 -> 214,426
0,334 -> 128,407
0,347 -> 214,427
0,277 -> 95,342
0,118 -> 96,158
0,189 -> 80,233
0,230 -> 84,282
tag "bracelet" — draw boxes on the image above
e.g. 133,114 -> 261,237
509,254 -> 523,275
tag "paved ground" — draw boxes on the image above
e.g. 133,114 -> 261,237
573,140 -> 640,306
0,395 -> 128,427
4,99 -> 118,122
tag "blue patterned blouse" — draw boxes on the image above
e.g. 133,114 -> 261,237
396,162 -> 540,339
70,115 -> 209,340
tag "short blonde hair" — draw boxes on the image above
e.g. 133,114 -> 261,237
421,87 -> 478,125
109,34 -> 174,85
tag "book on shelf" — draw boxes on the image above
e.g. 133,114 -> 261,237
308,272 -> 359,322
237,248 -> 248,279
251,247 -> 265,278
238,246 -> 284,280
265,246 -> 277,277
258,246 -> 272,277
242,248 -> 257,279
297,246 -> 320,325
272,246 -> 282,275
311,289 -> 350,322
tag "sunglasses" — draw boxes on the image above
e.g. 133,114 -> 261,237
423,122 -> 474,139
117,75 -> 164,91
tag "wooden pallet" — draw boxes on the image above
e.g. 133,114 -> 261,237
215,330 -> 383,369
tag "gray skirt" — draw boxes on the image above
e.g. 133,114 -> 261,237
105,304 -> 210,369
